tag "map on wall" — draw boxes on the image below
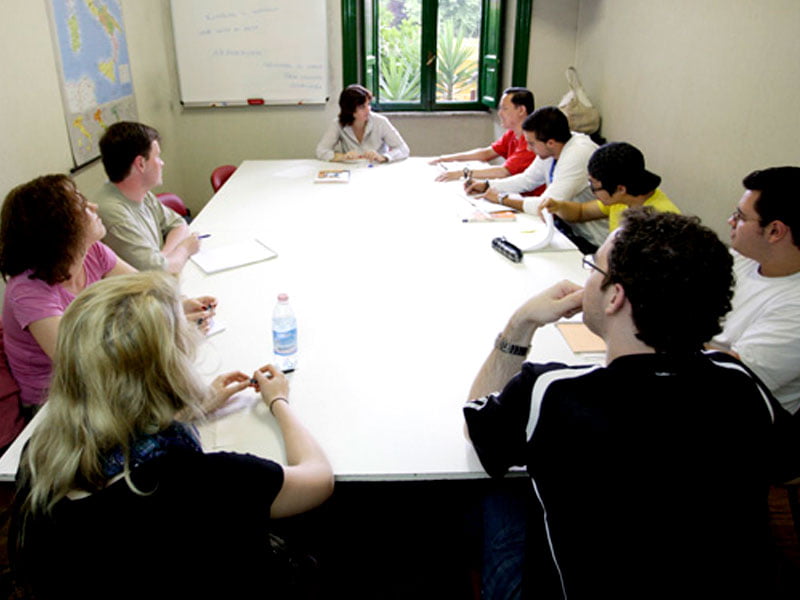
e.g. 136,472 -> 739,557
47,0 -> 138,168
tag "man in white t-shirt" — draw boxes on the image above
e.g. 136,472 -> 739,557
710,166 -> 800,414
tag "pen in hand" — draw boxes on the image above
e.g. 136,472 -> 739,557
250,368 -> 295,385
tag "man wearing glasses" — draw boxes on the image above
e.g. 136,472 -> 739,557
464,209 -> 799,598
539,141 -> 681,235
708,166 -> 800,414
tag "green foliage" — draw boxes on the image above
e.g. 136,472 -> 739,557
379,16 -> 421,102
380,53 -> 421,101
438,0 -> 481,38
376,0 -> 480,104
436,20 -> 477,101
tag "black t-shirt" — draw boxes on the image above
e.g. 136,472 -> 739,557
15,448 -> 284,599
465,351 -> 800,599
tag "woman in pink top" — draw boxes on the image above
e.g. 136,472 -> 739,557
0,175 -> 138,411
0,175 -> 218,426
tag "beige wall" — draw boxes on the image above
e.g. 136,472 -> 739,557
0,0 -> 581,216
527,0 -> 580,106
0,1 -> 181,204
4,0 -> 795,237
574,0 -> 800,239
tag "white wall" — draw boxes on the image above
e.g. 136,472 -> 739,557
527,0 -> 580,106
0,3 -> 82,194
0,0 -> 581,214
13,0 -> 794,240
0,1 -> 180,203
574,0 -> 800,239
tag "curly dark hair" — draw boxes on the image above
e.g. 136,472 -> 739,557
0,175 -> 87,285
99,121 -> 160,183
603,208 -> 734,353
338,84 -> 373,127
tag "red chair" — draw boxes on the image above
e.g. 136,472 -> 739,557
211,165 -> 237,193
157,192 -> 191,222
0,323 -> 25,453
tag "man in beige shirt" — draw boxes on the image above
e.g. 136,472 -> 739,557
93,121 -> 199,273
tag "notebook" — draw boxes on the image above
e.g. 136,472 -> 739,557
190,239 -> 277,274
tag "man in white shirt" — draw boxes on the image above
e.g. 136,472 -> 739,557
466,106 -> 607,250
709,166 -> 800,414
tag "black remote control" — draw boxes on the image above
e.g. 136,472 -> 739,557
491,237 -> 523,263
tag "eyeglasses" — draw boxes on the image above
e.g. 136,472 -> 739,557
729,208 -> 756,223
582,254 -> 608,276
588,180 -> 604,194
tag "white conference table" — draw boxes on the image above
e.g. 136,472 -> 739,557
0,157 -> 592,482
182,157 -> 590,481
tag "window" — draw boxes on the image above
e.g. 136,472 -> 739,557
342,0 -> 532,111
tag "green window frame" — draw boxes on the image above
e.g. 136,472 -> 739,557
342,0 -> 532,111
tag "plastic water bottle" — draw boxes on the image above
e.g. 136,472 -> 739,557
272,293 -> 297,370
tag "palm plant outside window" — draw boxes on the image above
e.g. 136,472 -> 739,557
343,0 -> 533,112
377,0 -> 481,105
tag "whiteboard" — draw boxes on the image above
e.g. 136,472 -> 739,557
170,0 -> 329,106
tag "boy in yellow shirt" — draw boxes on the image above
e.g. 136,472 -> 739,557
540,142 -> 680,234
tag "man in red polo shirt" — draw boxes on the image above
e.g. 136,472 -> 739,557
431,87 -> 536,183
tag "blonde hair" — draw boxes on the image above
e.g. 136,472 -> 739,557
19,271 -> 209,515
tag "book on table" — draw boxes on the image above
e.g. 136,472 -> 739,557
315,169 -> 350,183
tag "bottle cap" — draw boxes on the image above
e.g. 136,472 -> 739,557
277,293 -> 289,302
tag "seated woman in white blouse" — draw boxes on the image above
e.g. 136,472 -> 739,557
316,84 -> 410,163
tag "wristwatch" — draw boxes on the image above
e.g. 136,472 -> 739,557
498,193 -> 509,206
494,333 -> 530,356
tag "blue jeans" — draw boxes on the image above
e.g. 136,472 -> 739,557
482,481 -> 529,600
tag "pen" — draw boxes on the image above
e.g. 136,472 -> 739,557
250,368 -> 295,384
198,234 -> 211,239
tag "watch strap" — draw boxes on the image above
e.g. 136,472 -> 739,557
495,333 -> 530,356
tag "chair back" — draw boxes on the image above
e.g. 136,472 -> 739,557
0,323 -> 25,453
157,192 -> 191,222
211,165 -> 237,193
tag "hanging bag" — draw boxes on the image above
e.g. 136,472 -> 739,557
558,66 -> 600,134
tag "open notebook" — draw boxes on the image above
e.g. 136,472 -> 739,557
190,239 -> 277,274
